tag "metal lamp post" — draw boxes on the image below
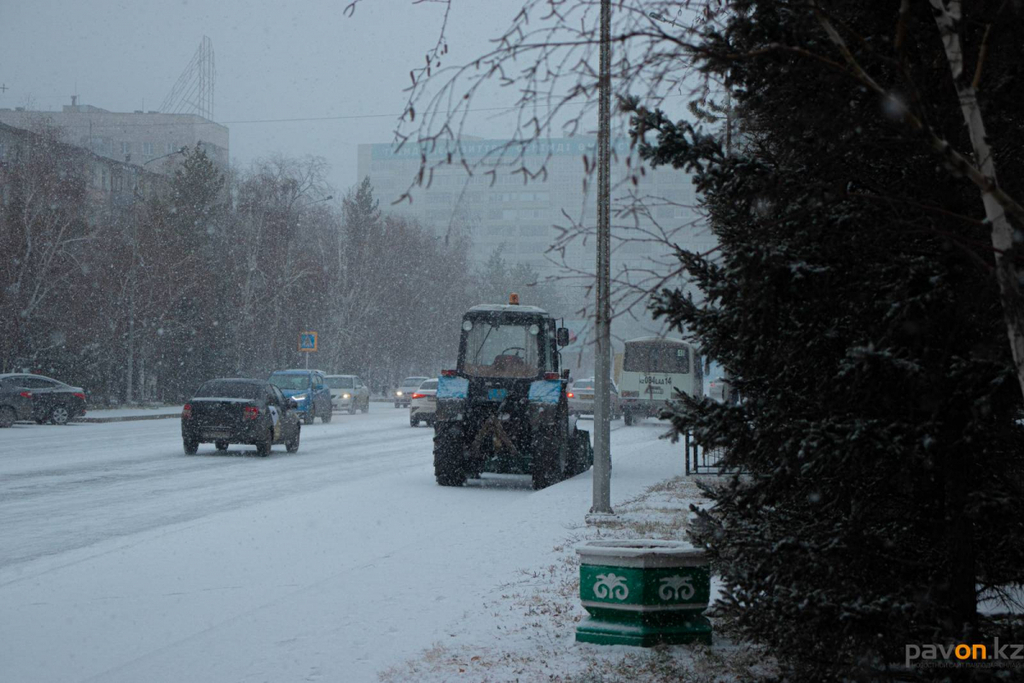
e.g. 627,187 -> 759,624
123,147 -> 188,404
592,0 -> 613,515
297,194 -> 332,369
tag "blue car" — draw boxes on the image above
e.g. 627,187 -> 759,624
268,369 -> 333,424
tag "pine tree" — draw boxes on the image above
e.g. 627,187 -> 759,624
625,2 -> 1024,679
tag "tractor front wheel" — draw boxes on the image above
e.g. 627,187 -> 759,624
568,428 -> 594,476
532,429 -> 567,490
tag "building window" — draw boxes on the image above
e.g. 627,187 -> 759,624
165,142 -> 175,154
121,141 -> 131,155
142,142 -> 153,156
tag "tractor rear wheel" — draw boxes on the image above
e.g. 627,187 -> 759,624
433,423 -> 466,486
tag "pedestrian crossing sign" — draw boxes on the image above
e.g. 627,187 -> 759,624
299,332 -> 318,352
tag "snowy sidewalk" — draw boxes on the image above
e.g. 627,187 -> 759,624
378,462 -> 764,682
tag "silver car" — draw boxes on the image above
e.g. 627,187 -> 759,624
568,378 -> 622,420
326,375 -> 370,413
394,376 -> 429,408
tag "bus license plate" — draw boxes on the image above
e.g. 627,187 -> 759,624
488,388 -> 508,402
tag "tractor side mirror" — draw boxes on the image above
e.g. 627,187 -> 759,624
561,368 -> 570,380
556,327 -> 570,347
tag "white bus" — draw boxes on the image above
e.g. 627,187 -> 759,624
616,337 -> 702,425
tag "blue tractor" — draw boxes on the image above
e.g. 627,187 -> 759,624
432,296 -> 594,489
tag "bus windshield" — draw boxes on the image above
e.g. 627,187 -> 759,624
623,342 -> 690,374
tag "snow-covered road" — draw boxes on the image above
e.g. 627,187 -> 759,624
0,406 -> 689,682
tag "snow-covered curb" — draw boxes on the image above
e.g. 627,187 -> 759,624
74,410 -> 183,423
379,475 -> 777,682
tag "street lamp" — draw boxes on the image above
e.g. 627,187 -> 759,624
648,10 -> 732,155
121,146 -> 188,403
143,145 -> 189,167
647,11 -> 684,29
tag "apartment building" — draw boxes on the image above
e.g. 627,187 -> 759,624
0,99 -> 228,175
0,121 -> 167,215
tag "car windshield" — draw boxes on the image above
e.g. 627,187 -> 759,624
269,374 -> 310,391
573,380 -> 594,390
402,377 -> 428,388
462,321 -> 548,378
327,377 -> 355,389
419,379 -> 438,391
195,380 -> 263,400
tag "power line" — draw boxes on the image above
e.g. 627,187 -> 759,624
1,94 -> 688,130
220,94 -> 688,125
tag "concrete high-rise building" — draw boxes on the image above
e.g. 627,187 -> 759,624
0,100 -> 228,175
357,136 -> 712,267
357,135 -> 715,348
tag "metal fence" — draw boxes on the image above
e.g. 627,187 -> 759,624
684,432 -> 736,475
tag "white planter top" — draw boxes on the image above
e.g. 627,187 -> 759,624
576,539 -> 707,569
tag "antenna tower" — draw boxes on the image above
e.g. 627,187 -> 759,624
160,36 -> 215,120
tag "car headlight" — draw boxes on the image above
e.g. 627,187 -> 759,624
293,393 -> 308,401
396,391 -> 403,396
342,393 -> 351,399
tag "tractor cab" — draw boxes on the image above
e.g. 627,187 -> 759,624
458,303 -> 562,379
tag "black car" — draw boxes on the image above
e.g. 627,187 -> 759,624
181,378 -> 301,456
0,373 -> 87,425
0,377 -> 35,428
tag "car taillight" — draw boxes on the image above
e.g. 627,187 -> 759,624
243,406 -> 260,420
441,369 -> 457,377
182,404 -> 192,419
19,391 -> 32,399
567,392 -> 574,398
73,392 -> 86,401
411,393 -> 425,399
543,372 -> 559,380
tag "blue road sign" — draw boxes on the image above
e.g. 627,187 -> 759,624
299,332 -> 318,352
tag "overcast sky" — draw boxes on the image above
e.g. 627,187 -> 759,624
0,0 -> 532,193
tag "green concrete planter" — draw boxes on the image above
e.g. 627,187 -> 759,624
576,539 -> 712,647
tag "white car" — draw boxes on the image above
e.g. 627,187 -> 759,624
394,376 -> 429,408
568,378 -> 622,420
706,376 -> 730,403
409,378 -> 438,427
326,375 -> 370,413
